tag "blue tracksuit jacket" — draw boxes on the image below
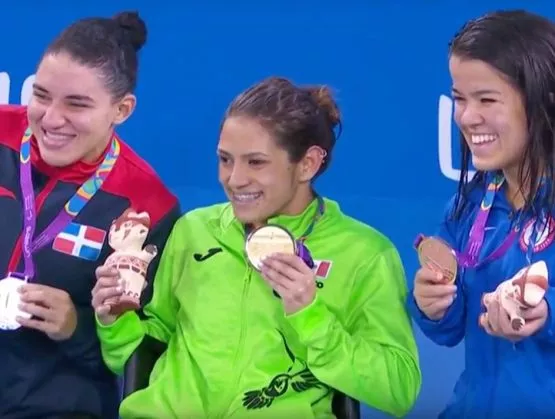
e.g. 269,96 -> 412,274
408,172 -> 555,418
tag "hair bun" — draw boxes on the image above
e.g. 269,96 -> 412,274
112,11 -> 147,52
306,86 -> 341,129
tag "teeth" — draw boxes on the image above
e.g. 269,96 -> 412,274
471,134 -> 497,144
44,130 -> 74,142
233,193 -> 262,202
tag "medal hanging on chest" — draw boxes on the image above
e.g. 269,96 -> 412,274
0,127 -> 121,331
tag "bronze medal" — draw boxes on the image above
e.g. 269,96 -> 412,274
415,235 -> 458,284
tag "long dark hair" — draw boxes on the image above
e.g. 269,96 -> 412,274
449,10 -> 555,219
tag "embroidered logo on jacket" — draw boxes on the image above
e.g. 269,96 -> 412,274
52,222 -> 106,261
519,216 -> 555,254
242,331 -> 330,410
242,367 -> 328,409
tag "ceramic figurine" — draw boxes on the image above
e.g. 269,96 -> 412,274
104,208 -> 158,315
481,260 -> 549,331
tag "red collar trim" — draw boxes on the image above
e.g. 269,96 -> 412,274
30,136 -> 113,184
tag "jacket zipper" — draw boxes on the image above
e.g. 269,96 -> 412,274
219,265 -> 252,417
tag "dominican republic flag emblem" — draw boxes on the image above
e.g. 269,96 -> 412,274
313,260 -> 332,279
52,222 -> 106,261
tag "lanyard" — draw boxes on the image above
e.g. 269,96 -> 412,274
456,174 -> 541,268
244,195 -> 325,237
293,195 -> 325,268
298,195 -> 325,242
15,127 -> 120,280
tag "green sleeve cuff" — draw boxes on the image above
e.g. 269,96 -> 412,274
285,295 -> 334,345
95,311 -> 142,341
95,312 -> 145,375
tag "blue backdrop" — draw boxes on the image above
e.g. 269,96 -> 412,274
2,1 -> 553,417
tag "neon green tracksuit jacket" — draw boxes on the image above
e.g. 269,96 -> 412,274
96,198 -> 421,418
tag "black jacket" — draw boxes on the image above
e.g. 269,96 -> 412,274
0,105 -> 181,419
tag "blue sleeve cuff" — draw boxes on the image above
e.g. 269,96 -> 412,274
407,292 -> 457,327
406,289 -> 464,347
535,287 -> 555,342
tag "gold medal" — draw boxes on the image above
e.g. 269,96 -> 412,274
245,225 -> 296,271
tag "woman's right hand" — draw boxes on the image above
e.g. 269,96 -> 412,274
92,266 -> 122,326
413,267 -> 457,321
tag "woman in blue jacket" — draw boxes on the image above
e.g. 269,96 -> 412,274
408,9 -> 555,418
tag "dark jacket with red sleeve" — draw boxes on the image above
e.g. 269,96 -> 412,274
0,105 -> 181,419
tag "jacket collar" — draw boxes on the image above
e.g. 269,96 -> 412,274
30,134 -> 114,184
217,197 -> 337,253
466,171 -> 552,216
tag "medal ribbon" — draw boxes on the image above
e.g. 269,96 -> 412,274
297,195 -> 325,242
453,173 -> 542,268
15,127 -> 120,279
294,195 -> 325,268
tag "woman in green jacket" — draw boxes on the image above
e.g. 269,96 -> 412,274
92,76 -> 421,418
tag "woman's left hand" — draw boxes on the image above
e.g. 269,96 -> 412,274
17,283 -> 78,341
261,253 -> 316,315
480,296 -> 548,342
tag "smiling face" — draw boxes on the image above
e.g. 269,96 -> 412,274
27,52 -> 135,167
449,54 -> 528,174
218,116 -> 318,225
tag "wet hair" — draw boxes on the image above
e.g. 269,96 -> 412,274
223,76 -> 342,178
44,11 -> 147,101
449,9 -> 555,218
